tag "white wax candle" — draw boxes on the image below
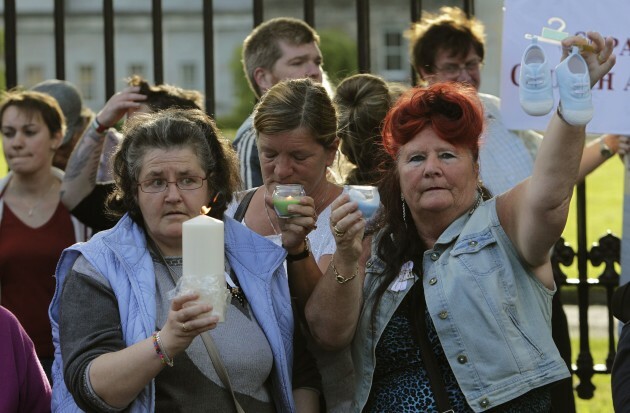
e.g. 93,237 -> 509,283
183,214 -> 224,278
182,214 -> 228,321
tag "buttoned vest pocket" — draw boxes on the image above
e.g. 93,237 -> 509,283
450,228 -> 502,276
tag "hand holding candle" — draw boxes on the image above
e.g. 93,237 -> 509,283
181,214 -> 229,322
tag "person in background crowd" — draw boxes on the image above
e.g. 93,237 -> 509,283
612,281 -> 630,412
0,90 -> 89,383
227,78 -> 353,412
0,305 -> 52,413
407,8 -> 622,411
334,73 -> 407,186
233,17 -> 324,189
60,75 -> 203,232
613,321 -> 630,412
305,32 -> 615,411
31,79 -> 93,171
51,108 -> 295,412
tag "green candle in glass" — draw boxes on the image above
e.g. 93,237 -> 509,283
272,184 -> 305,217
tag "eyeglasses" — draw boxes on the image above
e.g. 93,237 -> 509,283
433,59 -> 483,78
137,176 -> 207,193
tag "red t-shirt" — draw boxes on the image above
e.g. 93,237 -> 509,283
0,201 -> 75,358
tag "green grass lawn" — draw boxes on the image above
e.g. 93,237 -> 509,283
572,338 -> 615,412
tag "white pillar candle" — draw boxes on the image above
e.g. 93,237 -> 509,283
183,214 -> 224,277
182,214 -> 229,321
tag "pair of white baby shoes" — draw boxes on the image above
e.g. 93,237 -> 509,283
519,37 -> 593,125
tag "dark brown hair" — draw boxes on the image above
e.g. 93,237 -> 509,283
334,73 -> 404,185
127,75 -> 204,112
108,108 -> 240,223
406,7 -> 485,83
0,89 -> 66,139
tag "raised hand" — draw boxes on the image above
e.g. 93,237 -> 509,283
561,31 -> 616,88
95,86 -> 148,128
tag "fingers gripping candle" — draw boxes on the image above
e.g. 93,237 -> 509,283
182,214 -> 229,322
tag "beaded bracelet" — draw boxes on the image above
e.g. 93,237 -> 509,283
152,331 -> 174,367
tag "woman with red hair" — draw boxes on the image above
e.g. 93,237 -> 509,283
305,32 -> 615,412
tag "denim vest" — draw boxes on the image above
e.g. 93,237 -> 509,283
352,198 -> 570,412
50,214 -> 295,412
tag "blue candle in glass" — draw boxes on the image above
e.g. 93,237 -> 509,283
346,185 -> 380,219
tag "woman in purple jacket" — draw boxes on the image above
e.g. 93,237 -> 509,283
0,305 -> 51,413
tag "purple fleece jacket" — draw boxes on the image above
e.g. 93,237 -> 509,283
0,305 -> 51,413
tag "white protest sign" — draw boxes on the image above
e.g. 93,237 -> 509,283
500,0 -> 630,135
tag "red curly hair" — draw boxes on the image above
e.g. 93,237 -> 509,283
381,82 -> 484,161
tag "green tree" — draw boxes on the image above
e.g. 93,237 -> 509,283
215,45 -> 257,131
319,29 -> 358,87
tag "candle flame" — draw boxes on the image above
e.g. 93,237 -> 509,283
201,193 -> 220,216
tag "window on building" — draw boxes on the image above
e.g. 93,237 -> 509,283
25,65 -> 44,87
181,63 -> 197,90
128,63 -> 146,78
78,65 -> 95,100
384,31 -> 403,71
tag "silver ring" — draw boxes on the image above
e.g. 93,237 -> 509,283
181,322 -> 189,332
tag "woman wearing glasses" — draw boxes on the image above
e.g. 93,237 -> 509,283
50,109 -> 296,412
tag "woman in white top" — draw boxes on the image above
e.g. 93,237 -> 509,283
226,78 -> 356,413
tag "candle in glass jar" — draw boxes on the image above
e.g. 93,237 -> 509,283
273,196 -> 301,217
346,185 -> 380,219
272,184 -> 305,217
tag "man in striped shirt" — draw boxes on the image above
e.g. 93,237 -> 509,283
233,17 -> 323,189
